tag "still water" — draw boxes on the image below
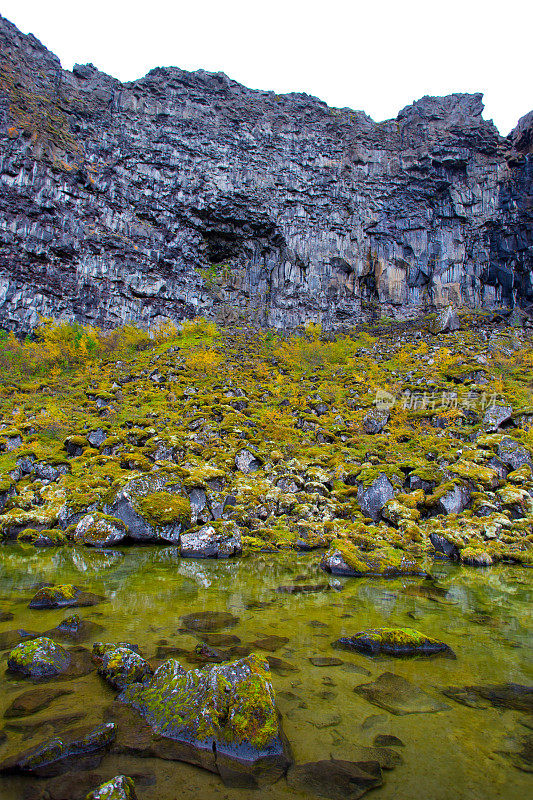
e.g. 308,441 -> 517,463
0,544 -> 531,800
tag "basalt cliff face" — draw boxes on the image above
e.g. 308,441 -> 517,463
0,14 -> 532,331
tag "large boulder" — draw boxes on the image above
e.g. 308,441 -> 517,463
434,484 -> 470,515
357,474 -> 394,522
117,653 -> 291,787
7,637 -> 71,679
235,449 -> 262,473
74,513 -> 128,547
497,437 -> 533,471
482,404 -> 513,432
179,522 -> 242,558
430,306 -> 461,334
106,474 -> 191,543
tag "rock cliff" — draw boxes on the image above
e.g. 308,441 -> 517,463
0,14 -> 531,331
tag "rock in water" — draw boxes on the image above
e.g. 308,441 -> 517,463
443,683 -> 533,712
180,522 -> 242,558
0,723 -> 115,776
73,513 -> 128,547
86,775 -> 137,800
354,672 -> 449,715
7,637 -> 71,679
321,540 -> 425,578
333,628 -> 453,657
4,686 -> 72,718
29,584 -> 104,609
117,654 -> 291,787
97,645 -> 153,690
106,474 -> 191,543
180,611 -> 239,631
287,759 -> 383,800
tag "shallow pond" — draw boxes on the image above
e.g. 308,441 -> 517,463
0,545 -> 531,800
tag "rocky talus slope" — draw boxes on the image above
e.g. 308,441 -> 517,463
0,314 -> 531,568
0,14 -> 532,331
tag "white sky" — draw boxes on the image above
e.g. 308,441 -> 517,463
2,0 -> 531,135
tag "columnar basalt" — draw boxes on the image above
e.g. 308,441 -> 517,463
0,14 -> 531,331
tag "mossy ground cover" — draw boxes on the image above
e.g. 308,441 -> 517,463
0,314 -> 532,566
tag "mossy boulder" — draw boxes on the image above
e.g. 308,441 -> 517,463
180,521 -> 242,558
118,653 -> 291,786
7,637 -> 71,679
29,584 -> 104,609
17,528 -> 67,547
460,547 -> 493,566
357,474 -> 394,522
321,540 -> 426,578
0,723 -> 115,776
98,645 -> 153,690
86,775 -> 137,800
333,627 -> 453,657
74,513 -> 128,547
106,474 -> 191,543
497,437 -> 532,471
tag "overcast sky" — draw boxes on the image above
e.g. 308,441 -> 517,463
2,0 -> 531,135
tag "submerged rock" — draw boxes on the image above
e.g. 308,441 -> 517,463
354,672 -> 449,715
45,614 -> 104,644
180,611 -> 239,632
443,683 -> 533,712
86,775 -> 138,800
287,758 -> 383,800
4,686 -> 72,718
117,654 -> 291,787
179,522 -> 242,558
0,722 -> 115,776
74,513 -> 128,547
7,637 -> 71,680
334,628 -> 453,657
0,628 -> 38,651
29,584 -> 104,610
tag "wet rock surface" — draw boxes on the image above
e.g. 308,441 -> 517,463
179,522 -> 242,558
7,638 -> 71,680
115,654 -> 291,787
29,586 -> 104,610
354,672 -> 449,715
333,628 -> 453,657
286,758 -> 383,800
0,722 -> 116,776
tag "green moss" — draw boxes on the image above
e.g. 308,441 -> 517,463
135,492 -> 191,527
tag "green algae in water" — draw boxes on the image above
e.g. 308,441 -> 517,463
0,544 -> 531,800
